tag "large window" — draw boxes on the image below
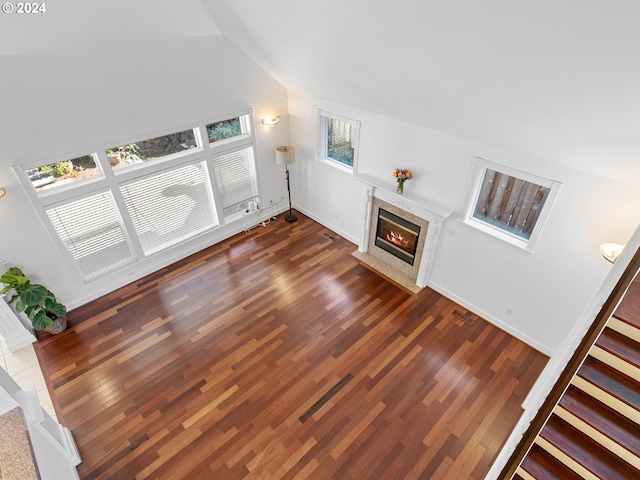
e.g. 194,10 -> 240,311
17,111 -> 259,281
46,191 -> 135,280
318,109 -> 360,173
464,158 -> 561,252
120,162 -> 216,255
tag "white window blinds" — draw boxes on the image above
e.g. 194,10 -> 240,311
211,146 -> 259,209
46,191 -> 135,279
21,113 -> 260,283
120,162 -> 216,255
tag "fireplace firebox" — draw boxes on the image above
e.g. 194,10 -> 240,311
375,208 -> 421,265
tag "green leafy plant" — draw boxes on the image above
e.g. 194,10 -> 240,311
116,143 -> 141,160
207,119 -> 242,142
0,267 -> 66,331
54,160 -> 76,177
39,164 -> 55,176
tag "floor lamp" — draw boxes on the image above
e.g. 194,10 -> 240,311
276,146 -> 297,222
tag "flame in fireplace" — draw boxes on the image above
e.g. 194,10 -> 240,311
386,230 -> 410,248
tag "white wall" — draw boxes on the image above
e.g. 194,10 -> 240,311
287,91 -> 640,355
0,35 -> 291,309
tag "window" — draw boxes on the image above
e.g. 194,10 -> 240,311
16,110 -> 260,282
28,155 -> 102,193
120,162 -> 216,255
211,146 -> 259,219
318,109 -> 360,173
464,158 -> 561,251
107,129 -> 199,171
46,191 -> 135,279
206,116 -> 249,144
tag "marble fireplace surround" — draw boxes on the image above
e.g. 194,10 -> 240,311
354,174 -> 452,293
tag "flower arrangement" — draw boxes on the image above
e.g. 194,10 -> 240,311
392,168 -> 412,194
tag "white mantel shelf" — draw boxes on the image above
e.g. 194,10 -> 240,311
357,174 -> 453,221
356,173 -> 453,290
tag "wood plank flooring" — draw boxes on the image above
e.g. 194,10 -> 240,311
34,212 -> 548,479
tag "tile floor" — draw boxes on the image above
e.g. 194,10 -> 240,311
0,338 -> 55,419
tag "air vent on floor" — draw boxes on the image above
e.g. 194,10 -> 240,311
453,310 -> 475,325
321,232 -> 337,241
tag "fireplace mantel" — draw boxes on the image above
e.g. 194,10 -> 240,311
356,174 -> 452,290
357,174 -> 452,220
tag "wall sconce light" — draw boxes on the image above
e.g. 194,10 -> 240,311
600,242 -> 624,263
261,115 -> 280,126
0,188 -> 5,199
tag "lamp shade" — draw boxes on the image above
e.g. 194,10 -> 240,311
276,146 -> 296,165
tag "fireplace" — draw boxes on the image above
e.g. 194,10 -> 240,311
354,174 -> 452,292
375,208 -> 421,265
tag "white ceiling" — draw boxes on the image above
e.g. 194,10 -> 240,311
203,0 -> 640,188
3,0 -> 640,187
0,0 -> 221,55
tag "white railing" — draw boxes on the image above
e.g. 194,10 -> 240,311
0,365 -> 81,479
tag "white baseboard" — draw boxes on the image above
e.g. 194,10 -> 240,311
292,204 -> 360,246
428,281 -> 554,356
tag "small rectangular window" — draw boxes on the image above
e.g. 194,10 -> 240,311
206,116 -> 249,144
318,110 -> 360,173
107,129 -> 199,170
28,155 -> 102,192
464,158 -> 561,251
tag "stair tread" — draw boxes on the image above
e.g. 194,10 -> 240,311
578,357 -> 640,410
541,414 -> 640,479
520,443 -> 583,479
560,385 -> 640,453
613,277 -> 640,330
597,327 -> 640,370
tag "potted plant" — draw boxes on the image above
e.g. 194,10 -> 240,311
0,267 -> 67,334
106,149 -> 120,165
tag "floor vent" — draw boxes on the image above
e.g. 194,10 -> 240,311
453,310 -> 475,325
322,232 -> 337,241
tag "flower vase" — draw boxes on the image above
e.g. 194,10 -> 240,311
396,180 -> 405,195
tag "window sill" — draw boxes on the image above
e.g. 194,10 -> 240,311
461,217 -> 535,254
319,157 -> 354,174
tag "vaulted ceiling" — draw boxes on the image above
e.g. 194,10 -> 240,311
3,1 -> 640,187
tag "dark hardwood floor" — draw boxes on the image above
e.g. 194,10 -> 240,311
35,212 -> 548,479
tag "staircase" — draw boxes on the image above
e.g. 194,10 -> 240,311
514,300 -> 640,479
